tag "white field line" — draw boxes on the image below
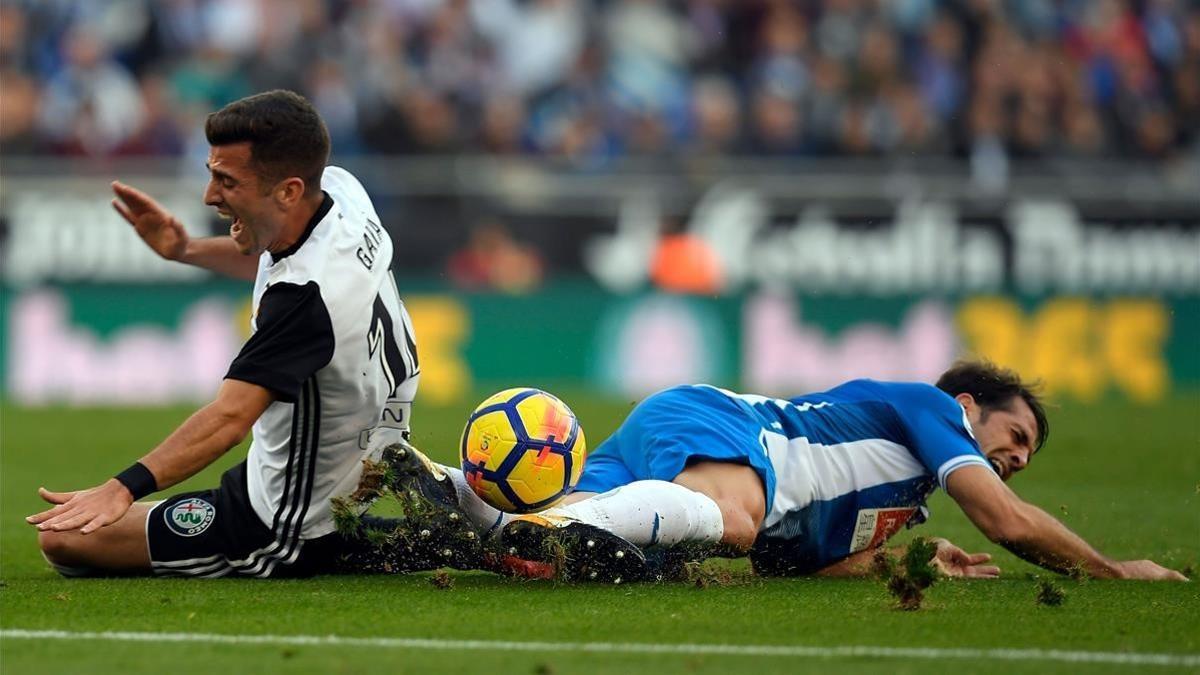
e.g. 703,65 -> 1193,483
2,629 -> 1198,667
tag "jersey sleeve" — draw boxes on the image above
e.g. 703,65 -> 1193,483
885,383 -> 993,489
225,281 -> 334,403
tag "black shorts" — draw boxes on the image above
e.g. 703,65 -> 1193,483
147,462 -> 344,578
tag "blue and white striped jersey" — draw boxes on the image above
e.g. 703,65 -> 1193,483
703,380 -> 993,575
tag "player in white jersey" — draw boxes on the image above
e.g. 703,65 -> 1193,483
28,90 -> 435,578
403,361 -> 1187,583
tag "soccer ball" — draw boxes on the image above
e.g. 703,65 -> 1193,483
460,388 -> 587,513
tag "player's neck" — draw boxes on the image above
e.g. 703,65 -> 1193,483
268,192 -> 328,256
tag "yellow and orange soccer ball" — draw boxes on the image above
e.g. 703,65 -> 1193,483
460,388 -> 587,513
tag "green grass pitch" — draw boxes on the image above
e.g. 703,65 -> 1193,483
2,393 -> 1198,674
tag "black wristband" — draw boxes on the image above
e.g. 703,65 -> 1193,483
114,462 -> 158,500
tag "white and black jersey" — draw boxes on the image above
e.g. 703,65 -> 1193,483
223,166 -> 418,571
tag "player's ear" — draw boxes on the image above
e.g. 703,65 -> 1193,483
954,393 -> 978,415
274,177 -> 306,208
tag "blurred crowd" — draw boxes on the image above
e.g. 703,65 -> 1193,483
2,0 -> 1198,163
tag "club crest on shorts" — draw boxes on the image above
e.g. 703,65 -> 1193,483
165,498 -> 216,537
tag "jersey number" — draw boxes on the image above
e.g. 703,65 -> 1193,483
368,294 -> 409,397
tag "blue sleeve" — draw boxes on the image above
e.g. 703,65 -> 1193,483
883,383 -> 992,489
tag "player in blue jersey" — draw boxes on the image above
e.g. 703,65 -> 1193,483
416,360 -> 1186,582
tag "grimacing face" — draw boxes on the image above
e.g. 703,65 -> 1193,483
203,142 -> 286,256
955,393 -> 1040,482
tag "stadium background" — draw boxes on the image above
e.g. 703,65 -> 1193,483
2,0 -> 1198,408
1,2 -> 1198,672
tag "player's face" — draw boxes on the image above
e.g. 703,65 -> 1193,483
960,395 -> 1039,482
203,142 -> 284,256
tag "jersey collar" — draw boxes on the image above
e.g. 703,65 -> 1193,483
271,191 -> 333,263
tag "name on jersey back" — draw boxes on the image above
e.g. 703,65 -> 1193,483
356,217 -> 385,271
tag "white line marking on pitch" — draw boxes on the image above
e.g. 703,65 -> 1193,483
2,629 -> 1197,667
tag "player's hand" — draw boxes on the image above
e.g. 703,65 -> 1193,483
931,537 -> 1001,578
112,181 -> 189,261
1114,560 -> 1189,581
26,479 -> 134,535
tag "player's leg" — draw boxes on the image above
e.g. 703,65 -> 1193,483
499,386 -> 773,579
497,388 -> 711,579
672,461 -> 766,550
38,502 -> 154,576
306,514 -> 480,574
499,475 -> 735,582
377,440 -> 628,573
376,441 -> 485,567
382,441 -> 462,513
444,464 -> 598,533
437,463 -> 596,536
485,411 -> 660,581
499,512 -> 650,582
42,469 -> 266,579
382,386 -> 643,542
381,445 -> 619,578
147,463 -> 310,579
515,385 -> 768,550
446,464 -> 516,537
530,479 -> 728,547
496,475 -> 742,582
500,431 -> 671,545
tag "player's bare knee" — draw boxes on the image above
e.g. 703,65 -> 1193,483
674,462 -> 765,548
38,530 -> 78,565
719,504 -> 759,550
38,531 -> 102,577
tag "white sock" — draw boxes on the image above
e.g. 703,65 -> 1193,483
443,465 -> 515,537
544,480 -> 724,547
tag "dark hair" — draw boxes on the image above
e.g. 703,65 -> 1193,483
204,90 -> 329,195
936,359 -> 1049,451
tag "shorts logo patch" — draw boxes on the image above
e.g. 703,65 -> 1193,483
849,507 -> 917,553
165,498 -> 216,537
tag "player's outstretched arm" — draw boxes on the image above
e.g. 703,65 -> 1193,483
111,181 -> 258,281
946,465 -> 1187,581
134,379 -> 273,489
27,379 -> 273,535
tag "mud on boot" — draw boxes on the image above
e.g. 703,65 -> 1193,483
499,514 -> 650,584
380,441 -> 483,570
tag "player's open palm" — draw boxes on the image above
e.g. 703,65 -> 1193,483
112,181 -> 189,261
27,480 -> 134,535
1117,560 -> 1189,581
932,538 -> 1001,578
